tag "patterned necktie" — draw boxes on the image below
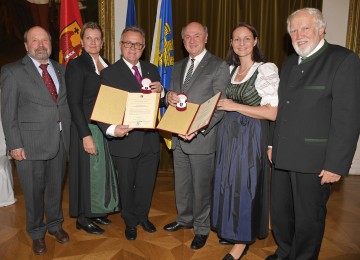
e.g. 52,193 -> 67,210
132,65 -> 142,86
300,57 -> 305,64
39,64 -> 58,102
183,58 -> 195,89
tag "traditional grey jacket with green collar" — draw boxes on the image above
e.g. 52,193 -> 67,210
272,41 -> 360,176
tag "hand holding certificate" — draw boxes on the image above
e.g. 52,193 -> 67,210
157,92 -> 221,135
91,85 -> 160,128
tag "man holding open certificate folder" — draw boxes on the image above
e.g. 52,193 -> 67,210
98,26 -> 166,241
163,22 -> 230,250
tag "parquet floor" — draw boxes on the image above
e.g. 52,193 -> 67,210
0,161 -> 359,260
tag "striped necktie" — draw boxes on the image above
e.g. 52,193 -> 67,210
183,58 -> 195,89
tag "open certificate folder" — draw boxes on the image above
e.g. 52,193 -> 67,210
157,92 -> 221,135
90,85 -> 160,128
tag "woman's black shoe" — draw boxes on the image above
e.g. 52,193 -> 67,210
219,238 -> 235,245
240,245 -> 249,259
223,245 -> 249,260
223,253 -> 236,260
76,221 -> 104,235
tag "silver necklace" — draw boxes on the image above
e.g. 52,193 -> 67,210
237,62 -> 254,76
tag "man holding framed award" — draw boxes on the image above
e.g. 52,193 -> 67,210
163,22 -> 230,250
98,26 -> 166,241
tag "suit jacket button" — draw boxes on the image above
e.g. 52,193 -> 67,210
286,100 -> 290,104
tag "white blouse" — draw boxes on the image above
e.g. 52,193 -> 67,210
91,55 -> 108,75
230,62 -> 279,107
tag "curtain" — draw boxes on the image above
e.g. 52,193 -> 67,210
102,0 -> 323,171
134,0 -> 322,68
346,0 -> 360,56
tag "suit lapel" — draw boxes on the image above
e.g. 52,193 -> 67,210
139,61 -> 152,80
22,56 -> 51,98
179,60 -> 187,91
183,52 -> 211,92
52,60 -> 65,102
191,52 -> 210,81
23,56 -> 65,104
119,59 -> 141,92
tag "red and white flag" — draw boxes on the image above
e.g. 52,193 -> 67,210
59,0 -> 83,65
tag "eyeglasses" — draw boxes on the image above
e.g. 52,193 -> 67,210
121,41 -> 145,50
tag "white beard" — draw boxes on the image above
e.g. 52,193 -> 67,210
293,33 -> 319,57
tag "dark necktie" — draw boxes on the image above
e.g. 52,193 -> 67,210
183,58 -> 195,89
300,57 -> 305,64
39,64 -> 58,102
132,65 -> 142,86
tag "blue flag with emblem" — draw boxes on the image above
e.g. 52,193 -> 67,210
150,0 -> 174,149
126,0 -> 136,26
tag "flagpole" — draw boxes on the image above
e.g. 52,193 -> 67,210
150,0 -> 163,63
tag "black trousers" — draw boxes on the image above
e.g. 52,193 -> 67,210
111,135 -> 159,227
271,168 -> 331,260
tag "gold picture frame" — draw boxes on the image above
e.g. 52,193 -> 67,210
98,0 -> 115,63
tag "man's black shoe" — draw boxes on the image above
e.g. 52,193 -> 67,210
163,221 -> 192,232
190,234 -> 208,249
32,239 -> 47,255
76,221 -> 104,235
125,226 -> 137,240
140,220 -> 156,233
48,228 -> 69,243
92,217 -> 112,225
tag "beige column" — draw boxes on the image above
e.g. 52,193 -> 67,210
350,141 -> 360,175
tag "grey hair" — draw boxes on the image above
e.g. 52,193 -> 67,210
181,23 -> 208,39
121,26 -> 145,42
287,8 -> 326,34
24,26 -> 52,42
